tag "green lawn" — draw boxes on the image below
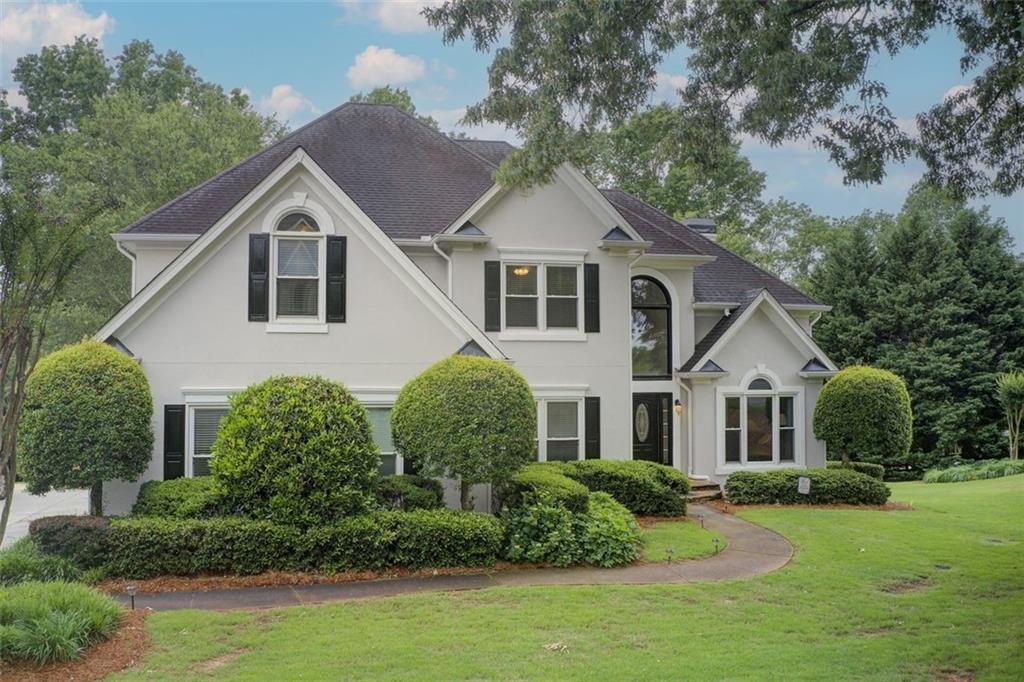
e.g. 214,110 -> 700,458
641,517 -> 724,562
115,476 -> 1024,680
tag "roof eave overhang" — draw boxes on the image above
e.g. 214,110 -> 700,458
634,253 -> 716,269
693,301 -> 831,313
799,370 -> 838,379
598,239 -> 653,253
676,371 -> 730,381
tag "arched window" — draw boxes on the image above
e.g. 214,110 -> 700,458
273,212 -> 323,319
631,276 -> 671,378
723,374 -> 798,466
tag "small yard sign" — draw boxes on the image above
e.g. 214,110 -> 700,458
797,476 -> 811,495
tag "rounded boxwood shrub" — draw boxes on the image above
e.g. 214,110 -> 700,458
391,356 -> 536,510
813,366 -> 912,467
725,469 -> 891,505
826,460 -> 886,481
0,581 -> 121,664
18,340 -> 153,515
562,460 -> 689,516
132,478 -> 222,519
503,463 -> 590,513
375,475 -> 444,511
211,375 -> 378,526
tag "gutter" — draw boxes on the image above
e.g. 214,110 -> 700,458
432,240 -> 453,297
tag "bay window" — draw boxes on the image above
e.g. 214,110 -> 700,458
719,376 -> 801,469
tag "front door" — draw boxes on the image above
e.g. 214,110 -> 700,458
633,393 -> 672,465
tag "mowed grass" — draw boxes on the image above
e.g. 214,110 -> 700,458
115,476 -> 1024,681
641,517 -> 723,562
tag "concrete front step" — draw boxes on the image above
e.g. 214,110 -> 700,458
686,479 -> 723,501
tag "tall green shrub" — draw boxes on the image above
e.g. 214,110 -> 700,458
996,371 -> 1024,460
813,366 -> 912,468
211,376 -> 378,526
391,356 -> 536,510
18,340 -> 153,515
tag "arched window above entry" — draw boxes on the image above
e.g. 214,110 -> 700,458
631,276 -> 671,379
276,212 -> 320,233
748,377 -> 773,391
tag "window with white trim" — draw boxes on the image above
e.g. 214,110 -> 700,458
504,263 -> 581,331
535,399 -> 583,461
366,406 -> 401,475
273,212 -> 323,320
189,405 -> 229,476
721,377 -> 799,467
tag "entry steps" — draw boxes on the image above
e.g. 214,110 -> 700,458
687,478 -> 723,502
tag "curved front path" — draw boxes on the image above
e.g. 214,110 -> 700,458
114,505 -> 793,612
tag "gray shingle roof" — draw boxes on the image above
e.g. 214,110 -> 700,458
124,103 -> 497,240
123,103 -> 819,308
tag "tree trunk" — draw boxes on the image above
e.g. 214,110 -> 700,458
89,481 -> 103,516
460,480 -> 474,511
0,455 -> 14,548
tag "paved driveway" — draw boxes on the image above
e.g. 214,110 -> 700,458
2,483 -> 88,548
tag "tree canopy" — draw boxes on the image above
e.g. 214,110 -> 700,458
427,0 -> 1023,197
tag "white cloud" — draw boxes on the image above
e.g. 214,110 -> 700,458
943,84 -> 971,101
652,72 -> 687,101
3,89 -> 28,109
0,2 -> 113,72
337,1 -> 442,33
430,106 -> 521,144
258,84 -> 318,122
347,45 -> 426,88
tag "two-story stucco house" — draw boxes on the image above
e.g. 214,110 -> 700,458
96,103 -> 837,514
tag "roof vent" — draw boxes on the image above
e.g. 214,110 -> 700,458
682,218 -> 717,242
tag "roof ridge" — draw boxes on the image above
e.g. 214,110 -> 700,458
124,102 -> 359,234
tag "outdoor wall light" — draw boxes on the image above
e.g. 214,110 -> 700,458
126,584 -> 138,610
673,399 -> 684,416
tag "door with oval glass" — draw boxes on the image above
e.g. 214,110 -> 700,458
632,393 -> 672,465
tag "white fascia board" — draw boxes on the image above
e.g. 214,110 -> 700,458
96,148 -> 507,361
676,371 -> 730,382
799,371 -> 837,379
111,233 -> 198,244
694,300 -> 832,314
442,184 -> 505,234
598,239 -> 653,253
689,290 -> 839,374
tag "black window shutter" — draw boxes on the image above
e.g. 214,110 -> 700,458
326,235 -> 347,323
584,263 -> 600,333
248,234 -> 269,322
585,396 -> 601,459
484,260 -> 501,331
164,405 -> 186,480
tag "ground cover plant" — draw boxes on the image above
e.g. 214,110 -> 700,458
922,458 -> 1024,484
0,538 -> 81,586
0,581 -> 122,665
109,476 -> 1024,680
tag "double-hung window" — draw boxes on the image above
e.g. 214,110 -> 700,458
535,399 -> 583,461
503,262 -> 581,333
720,376 -> 800,469
189,405 -> 229,476
366,406 -> 401,475
273,212 -> 323,320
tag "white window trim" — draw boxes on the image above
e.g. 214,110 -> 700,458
185,403 -> 230,478
715,367 -> 805,475
363,401 -> 403,476
498,255 -> 586,341
535,397 -> 584,462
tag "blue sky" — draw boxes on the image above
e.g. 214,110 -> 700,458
2,1 -> 1020,249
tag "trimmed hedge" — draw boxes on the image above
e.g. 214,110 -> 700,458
31,510 -> 504,578
0,539 -> 81,586
29,516 -> 110,569
212,375 -> 379,526
504,463 -> 590,513
725,469 -> 890,505
503,492 -> 642,567
0,581 -> 122,665
375,475 -> 444,511
923,458 -> 1024,483
562,460 -> 689,516
826,460 -> 886,481
132,478 -> 222,519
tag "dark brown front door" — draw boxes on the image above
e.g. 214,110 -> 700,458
632,393 -> 672,465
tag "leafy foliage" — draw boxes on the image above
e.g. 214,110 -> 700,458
349,85 -> 439,129
562,460 -> 689,516
996,371 -> 1024,460
427,1 -> 1023,198
813,366 -> 912,469
211,376 -> 379,527
503,463 -> 590,514
725,469 -> 890,505
391,356 -> 536,509
18,340 -> 153,514
503,492 -> 641,568
132,478 -> 222,519
0,581 -> 121,664
826,461 -> 885,481
375,475 -> 445,512
0,539 -> 81,586
29,516 -> 111,570
922,459 -> 1024,484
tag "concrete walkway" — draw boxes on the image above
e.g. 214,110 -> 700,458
114,505 -> 793,612
2,484 -> 89,549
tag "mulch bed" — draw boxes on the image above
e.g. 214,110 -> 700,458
706,500 -> 913,513
97,562 -> 541,595
2,609 -> 149,682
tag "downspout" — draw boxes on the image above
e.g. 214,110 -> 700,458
115,241 -> 137,297
432,240 -> 453,297
678,380 -> 695,478
809,310 -> 822,335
